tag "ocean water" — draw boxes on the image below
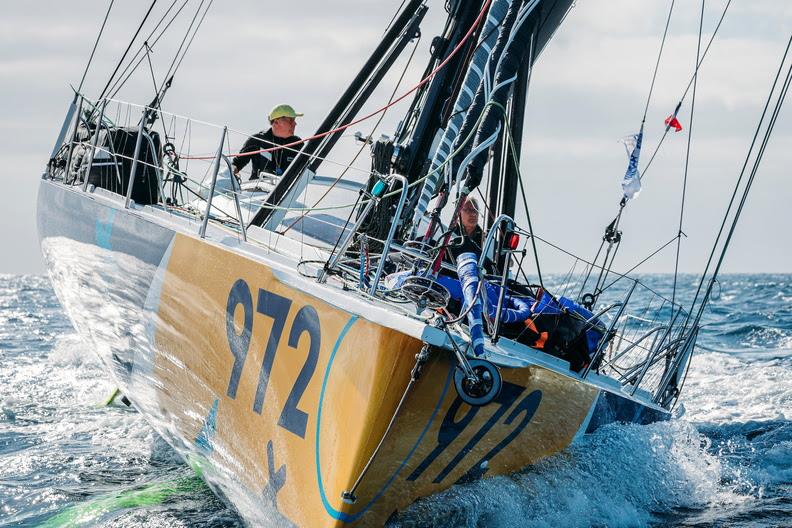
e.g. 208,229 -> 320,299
1,274 -> 790,527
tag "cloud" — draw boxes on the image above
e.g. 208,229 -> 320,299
2,0 -> 791,274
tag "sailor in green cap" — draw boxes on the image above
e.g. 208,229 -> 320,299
232,104 -> 304,180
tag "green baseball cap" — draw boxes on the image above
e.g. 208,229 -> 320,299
268,104 -> 304,122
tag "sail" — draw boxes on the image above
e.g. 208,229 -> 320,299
410,0 -> 513,233
461,0 -> 541,193
411,0 -> 576,231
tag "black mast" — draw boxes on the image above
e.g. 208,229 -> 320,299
500,40 -> 531,221
392,1 -> 481,181
249,0 -> 427,228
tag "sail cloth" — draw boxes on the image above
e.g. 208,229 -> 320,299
621,125 -> 643,201
410,0 -> 514,234
461,0 -> 541,194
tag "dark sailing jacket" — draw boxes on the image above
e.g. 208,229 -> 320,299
446,224 -> 495,274
231,128 -> 300,180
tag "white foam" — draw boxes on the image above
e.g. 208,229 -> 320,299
47,333 -> 99,368
393,420 -> 755,527
682,351 -> 792,423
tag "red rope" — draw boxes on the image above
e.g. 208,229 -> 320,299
181,0 -> 492,161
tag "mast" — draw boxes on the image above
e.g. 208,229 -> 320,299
366,0 -> 485,243
499,35 -> 532,221
460,0 -> 573,199
412,0 -> 575,242
252,0 -> 576,231
249,0 -> 427,228
391,1 -> 482,182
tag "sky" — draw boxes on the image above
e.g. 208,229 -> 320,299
1,0 -> 790,275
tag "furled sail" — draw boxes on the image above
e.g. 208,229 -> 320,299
411,0 -> 576,233
460,0 -> 540,194
410,0 -> 513,234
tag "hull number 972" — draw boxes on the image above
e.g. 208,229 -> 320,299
225,278 -> 320,439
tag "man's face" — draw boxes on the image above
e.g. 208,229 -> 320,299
271,116 -> 297,138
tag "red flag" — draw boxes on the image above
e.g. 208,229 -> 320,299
665,114 -> 683,132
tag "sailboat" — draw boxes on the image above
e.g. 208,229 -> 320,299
36,0 -> 790,526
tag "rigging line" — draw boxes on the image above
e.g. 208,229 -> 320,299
510,131 -> 543,288
77,0 -> 115,94
97,0 -> 160,101
409,10 -> 503,129
326,193 -> 364,271
692,42 -> 792,326
675,60 -> 792,400
142,40 -> 171,139
671,0 -> 705,310
599,234 -> 680,297
591,208 -> 624,297
475,186 -> 497,225
165,0 -> 213,83
158,0 -> 206,84
686,33 -> 792,323
179,0 -> 494,161
640,0 -> 733,182
641,0 -> 676,123
676,0 -> 733,108
144,43 -> 160,96
397,0 -> 458,135
504,103 -> 544,288
510,28 -> 540,283
577,239 -> 605,300
279,34 -> 421,236
560,258 -> 579,300
589,0 -> 677,301
106,0 -> 190,99
445,20 -> 484,125
527,232 -> 679,306
484,147 -> 493,221
595,231 -> 622,296
383,0 -> 410,37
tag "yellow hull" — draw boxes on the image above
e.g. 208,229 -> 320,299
37,182 -> 668,527
150,233 -> 599,526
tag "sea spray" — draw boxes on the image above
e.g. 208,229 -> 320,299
3,274 -> 791,527
390,420 -> 741,527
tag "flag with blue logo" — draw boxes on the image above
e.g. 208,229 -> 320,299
621,125 -> 643,201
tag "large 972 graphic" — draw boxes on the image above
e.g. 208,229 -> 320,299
223,277 -> 543,490
225,278 -> 320,439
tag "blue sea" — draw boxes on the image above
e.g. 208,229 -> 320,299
1,274 -> 790,527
